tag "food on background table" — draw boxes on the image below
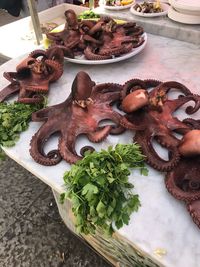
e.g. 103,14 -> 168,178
0,47 -> 64,104
45,9 -> 144,60
78,10 -> 100,19
105,0 -> 134,6
134,0 -> 163,13
60,143 -> 148,235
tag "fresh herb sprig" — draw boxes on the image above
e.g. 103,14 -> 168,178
78,10 -> 100,20
0,101 -> 45,152
61,143 -> 148,236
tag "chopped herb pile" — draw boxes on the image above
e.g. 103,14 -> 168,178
0,101 -> 45,151
60,143 -> 148,236
78,10 -> 100,19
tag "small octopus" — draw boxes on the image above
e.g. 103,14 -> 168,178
0,47 -> 64,104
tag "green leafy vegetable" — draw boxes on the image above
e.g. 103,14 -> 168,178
61,143 -> 148,236
78,10 -> 100,20
0,101 -> 45,156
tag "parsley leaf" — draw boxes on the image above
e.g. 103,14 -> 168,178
0,101 -> 45,157
61,143 -> 148,236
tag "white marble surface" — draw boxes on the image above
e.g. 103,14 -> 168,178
1,33 -> 200,267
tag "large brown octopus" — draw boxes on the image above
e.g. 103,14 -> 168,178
29,71 -> 142,165
120,79 -> 200,229
120,79 -> 200,171
0,47 -> 64,104
46,9 -> 144,60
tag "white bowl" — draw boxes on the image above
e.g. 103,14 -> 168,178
169,0 -> 200,16
168,6 -> 200,24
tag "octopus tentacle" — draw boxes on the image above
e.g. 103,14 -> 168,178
3,71 -> 19,82
165,157 -> 200,201
134,131 -> 180,171
187,200 -> 200,229
110,124 -> 126,135
149,81 -> 191,99
166,173 -> 200,202
87,125 -> 112,142
18,95 -> 44,104
46,47 -> 64,65
45,59 -> 63,82
29,49 -> 48,59
59,134 -> 82,164
84,46 -> 112,60
182,118 -> 200,129
164,95 -> 200,114
98,44 -> 131,57
30,123 -> 62,166
0,82 -> 20,102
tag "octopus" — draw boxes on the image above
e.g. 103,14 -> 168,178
0,47 -> 64,104
121,79 -> 200,171
120,78 -> 200,229
29,71 -> 143,165
165,157 -> 200,229
46,9 -> 144,60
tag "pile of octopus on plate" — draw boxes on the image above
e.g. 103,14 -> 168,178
46,9 -> 145,60
27,71 -> 200,230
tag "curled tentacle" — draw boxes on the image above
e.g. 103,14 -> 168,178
46,46 -> 64,65
0,82 -> 20,102
59,134 -> 82,164
29,49 -> 48,59
182,118 -> 200,130
110,124 -> 126,135
87,125 -> 112,143
84,46 -> 112,60
45,59 -> 63,82
30,123 -> 62,166
165,157 -> 200,201
121,79 -> 161,99
149,81 -> 192,99
134,131 -> 180,171
187,200 -> 200,229
80,146 -> 95,156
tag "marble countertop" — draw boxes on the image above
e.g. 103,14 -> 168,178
94,6 -> 200,45
1,33 -> 200,267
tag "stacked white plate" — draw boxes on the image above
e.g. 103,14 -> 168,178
168,0 -> 200,24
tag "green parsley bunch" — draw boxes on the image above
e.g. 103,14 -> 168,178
61,143 -> 148,236
0,101 -> 45,158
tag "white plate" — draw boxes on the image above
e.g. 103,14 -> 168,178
64,33 -> 147,65
102,2 -> 134,10
130,2 -> 169,17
